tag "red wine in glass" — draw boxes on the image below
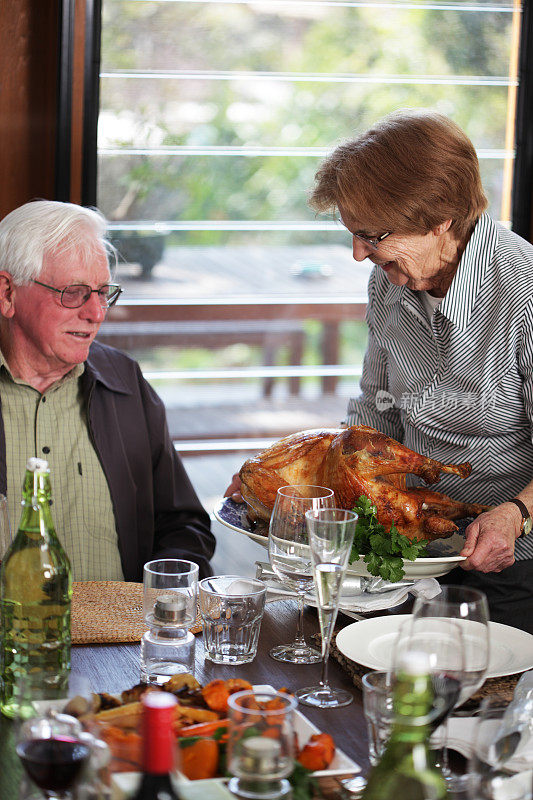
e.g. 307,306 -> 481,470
16,736 -> 90,797
430,674 -> 462,730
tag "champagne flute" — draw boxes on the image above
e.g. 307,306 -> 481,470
268,485 -> 335,664
296,508 -> 357,708
413,585 -> 490,792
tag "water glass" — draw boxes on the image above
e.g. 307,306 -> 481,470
141,559 -> 199,683
199,576 -> 266,664
468,696 -> 533,800
227,689 -> 298,799
362,671 -> 395,765
413,584 -> 490,793
268,485 -> 335,665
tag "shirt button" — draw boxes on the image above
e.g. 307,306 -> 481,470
42,446 -> 50,454
41,396 -> 46,403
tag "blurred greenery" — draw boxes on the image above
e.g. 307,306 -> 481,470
97,1 -> 516,391
98,0 -> 515,228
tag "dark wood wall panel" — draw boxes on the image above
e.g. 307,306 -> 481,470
0,0 -> 59,219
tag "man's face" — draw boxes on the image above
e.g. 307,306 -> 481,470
8,245 -> 111,377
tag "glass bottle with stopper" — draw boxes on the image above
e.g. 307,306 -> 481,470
1,457 -> 72,718
140,559 -> 198,684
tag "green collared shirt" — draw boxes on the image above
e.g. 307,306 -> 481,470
0,352 -> 123,580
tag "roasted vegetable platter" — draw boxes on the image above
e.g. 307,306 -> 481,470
46,674 -> 359,798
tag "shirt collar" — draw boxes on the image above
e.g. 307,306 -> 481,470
83,342 -> 133,395
0,349 -> 85,389
439,213 -> 497,329
383,213 -> 497,330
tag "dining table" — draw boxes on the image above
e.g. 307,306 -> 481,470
7,586 -> 503,800
0,595 -> 411,800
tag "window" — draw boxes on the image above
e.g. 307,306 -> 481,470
88,0 -> 524,460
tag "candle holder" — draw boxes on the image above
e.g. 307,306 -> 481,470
141,559 -> 199,684
227,689 -> 298,799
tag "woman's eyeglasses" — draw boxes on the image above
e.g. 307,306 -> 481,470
352,231 -> 391,250
31,280 -> 122,309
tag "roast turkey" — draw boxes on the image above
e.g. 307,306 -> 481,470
239,425 -> 489,541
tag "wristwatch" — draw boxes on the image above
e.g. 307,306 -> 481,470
508,498 -> 533,538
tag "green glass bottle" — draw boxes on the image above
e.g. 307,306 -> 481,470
361,651 -> 449,800
0,458 -> 72,718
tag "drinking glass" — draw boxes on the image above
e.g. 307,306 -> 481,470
227,689 -> 298,799
296,507 -> 357,708
361,671 -> 395,765
15,672 -> 94,800
468,696 -> 533,800
391,617 -> 465,733
142,559 -> 199,683
413,585 -> 490,792
199,575 -> 267,664
268,485 -> 335,664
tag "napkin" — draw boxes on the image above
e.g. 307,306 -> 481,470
431,717 -> 533,773
336,577 -> 441,613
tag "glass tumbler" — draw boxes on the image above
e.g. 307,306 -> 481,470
199,576 -> 266,665
361,671 -> 395,765
227,689 -> 298,799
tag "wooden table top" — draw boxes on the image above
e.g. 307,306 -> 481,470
0,599 -> 381,798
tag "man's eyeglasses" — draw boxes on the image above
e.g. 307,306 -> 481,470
31,280 -> 122,309
353,231 -> 391,250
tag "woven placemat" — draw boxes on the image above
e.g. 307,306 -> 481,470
313,632 -> 522,708
72,581 -> 203,645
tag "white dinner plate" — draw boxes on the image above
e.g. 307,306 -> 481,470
214,497 -> 468,579
335,614 -> 533,678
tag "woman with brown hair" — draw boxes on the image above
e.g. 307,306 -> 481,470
310,109 -> 533,631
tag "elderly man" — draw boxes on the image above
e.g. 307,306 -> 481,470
0,200 -> 215,580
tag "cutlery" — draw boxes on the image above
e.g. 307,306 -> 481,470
255,561 -> 415,594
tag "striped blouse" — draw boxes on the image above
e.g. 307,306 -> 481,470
345,213 -> 533,560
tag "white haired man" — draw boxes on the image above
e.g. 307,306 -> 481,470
0,200 -> 215,580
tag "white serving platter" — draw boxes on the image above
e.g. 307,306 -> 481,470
110,684 -> 360,798
214,497 -> 467,579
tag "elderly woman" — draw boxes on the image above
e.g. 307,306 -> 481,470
309,109 -> 533,631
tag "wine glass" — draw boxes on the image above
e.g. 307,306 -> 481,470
413,585 -> 490,792
15,672 -> 94,800
468,695 -> 533,800
268,484 -> 335,664
390,617 -> 466,756
296,507 -> 357,708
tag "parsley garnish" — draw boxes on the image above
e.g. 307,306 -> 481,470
350,495 -> 428,582
289,762 -> 318,800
